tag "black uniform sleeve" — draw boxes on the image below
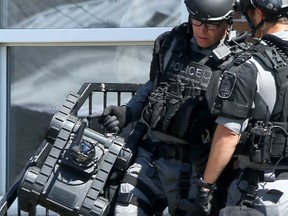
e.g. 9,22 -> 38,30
212,61 -> 258,119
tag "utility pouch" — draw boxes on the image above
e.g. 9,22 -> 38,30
248,125 -> 271,163
147,83 -> 168,129
150,97 -> 166,129
247,122 -> 288,164
168,97 -> 197,138
268,122 -> 288,163
162,97 -> 181,132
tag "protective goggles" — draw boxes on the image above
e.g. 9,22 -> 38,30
192,19 -> 223,30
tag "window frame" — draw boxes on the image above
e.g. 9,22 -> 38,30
0,46 -> 7,194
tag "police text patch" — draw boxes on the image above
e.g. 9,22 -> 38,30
165,55 -> 213,91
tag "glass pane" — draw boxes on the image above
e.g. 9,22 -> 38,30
7,45 -> 152,186
2,0 -> 181,29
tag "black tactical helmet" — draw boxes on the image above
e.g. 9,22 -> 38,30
238,0 -> 253,13
238,0 -> 288,35
184,0 -> 236,22
239,0 -> 288,15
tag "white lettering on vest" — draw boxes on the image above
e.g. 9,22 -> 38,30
168,60 -> 212,89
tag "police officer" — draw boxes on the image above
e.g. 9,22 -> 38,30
101,0 -> 240,215
201,0 -> 288,215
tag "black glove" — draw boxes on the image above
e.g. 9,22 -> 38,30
195,178 -> 216,216
179,178 -> 215,215
100,105 -> 127,133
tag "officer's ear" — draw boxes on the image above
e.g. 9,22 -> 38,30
255,8 -> 265,24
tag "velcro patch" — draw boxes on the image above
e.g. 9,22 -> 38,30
218,71 -> 236,98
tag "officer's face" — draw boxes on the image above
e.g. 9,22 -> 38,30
192,20 -> 228,48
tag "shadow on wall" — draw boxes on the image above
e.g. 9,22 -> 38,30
9,106 -> 54,182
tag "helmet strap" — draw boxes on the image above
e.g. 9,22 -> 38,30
252,19 -> 265,36
226,17 -> 233,26
244,13 -> 265,36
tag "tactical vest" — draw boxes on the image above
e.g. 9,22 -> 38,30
238,34 -> 288,164
144,23 -> 246,143
147,54 -> 214,141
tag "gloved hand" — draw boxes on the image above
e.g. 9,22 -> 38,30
196,187 -> 213,215
100,105 -> 127,133
195,178 -> 216,216
178,178 -> 215,215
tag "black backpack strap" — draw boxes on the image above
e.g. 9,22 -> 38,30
239,168 -> 258,208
